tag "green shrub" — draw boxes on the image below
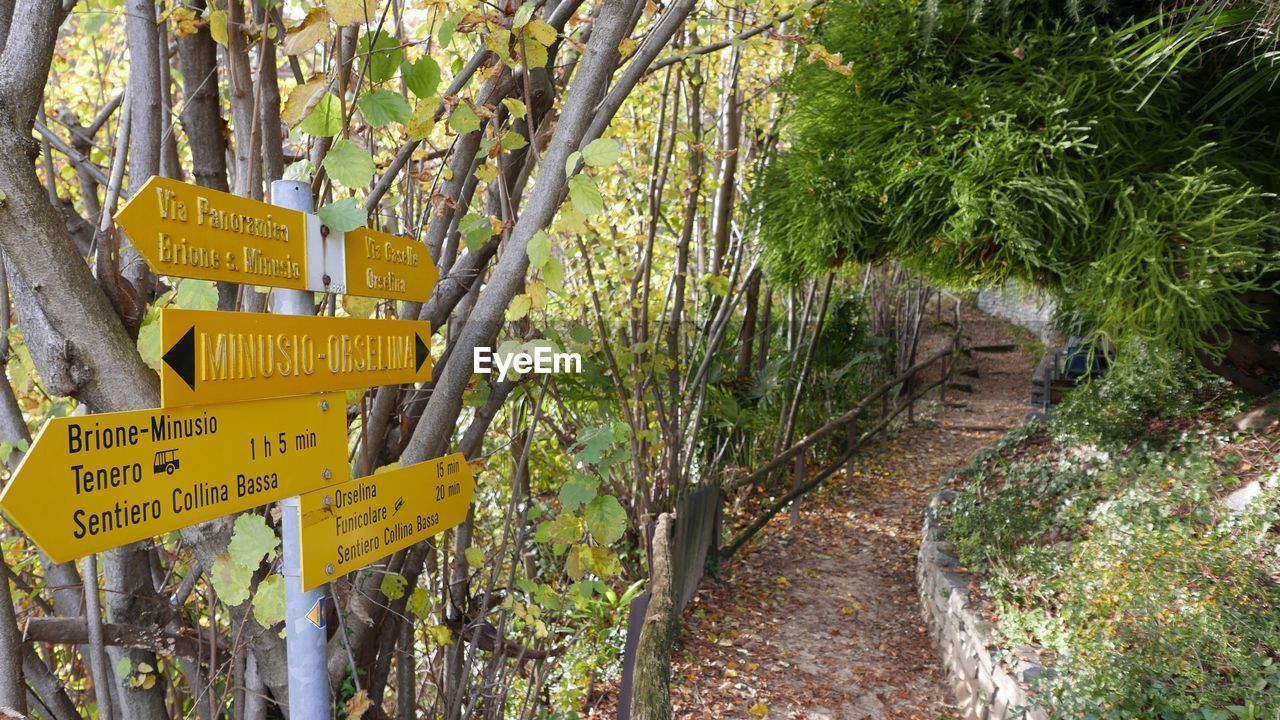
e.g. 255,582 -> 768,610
946,403 -> 1280,717
1050,348 -> 1230,447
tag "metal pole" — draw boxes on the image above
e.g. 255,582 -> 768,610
270,180 -> 331,718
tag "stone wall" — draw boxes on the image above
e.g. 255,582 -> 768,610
918,489 -> 1050,720
977,282 -> 1059,345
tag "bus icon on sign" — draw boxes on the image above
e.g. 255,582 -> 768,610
153,449 -> 180,475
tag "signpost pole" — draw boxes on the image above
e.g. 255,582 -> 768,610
270,180 -> 331,718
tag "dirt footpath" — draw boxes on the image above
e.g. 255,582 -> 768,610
668,306 -> 1036,719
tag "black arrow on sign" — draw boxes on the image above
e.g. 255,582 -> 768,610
415,333 -> 429,373
163,327 -> 197,390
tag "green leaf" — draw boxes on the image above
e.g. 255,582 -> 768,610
116,656 -> 132,679
357,89 -> 411,127
402,56 -> 441,99
526,230 -> 551,270
81,11 -> 110,35
584,495 -> 627,546
228,513 -> 279,569
558,476 -> 598,511
569,324 -> 592,344
299,92 -> 343,137
548,514 -> 584,545
448,103 -> 482,135
283,159 -> 315,182
136,316 -> 161,370
505,294 -> 532,322
252,575 -> 286,627
500,130 -> 528,151
582,138 -> 622,167
176,280 -> 218,310
502,98 -> 527,119
437,11 -> 461,48
210,553 -> 254,607
568,174 -> 604,216
357,29 -> 403,84
317,197 -> 366,233
407,587 -> 431,618
543,256 -> 565,292
323,139 -> 375,188
459,213 -> 492,250
464,546 -> 485,567
380,573 -> 408,600
512,1 -> 535,28
564,150 -> 581,176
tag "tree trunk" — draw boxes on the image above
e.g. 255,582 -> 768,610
0,555 -> 26,714
629,513 -> 676,720
121,0 -> 162,298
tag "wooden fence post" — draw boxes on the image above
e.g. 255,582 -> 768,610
940,351 -> 949,404
846,423 -> 856,482
908,375 -> 916,425
880,392 -> 889,453
790,450 -> 804,530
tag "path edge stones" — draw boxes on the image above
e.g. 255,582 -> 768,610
917,488 -> 1051,720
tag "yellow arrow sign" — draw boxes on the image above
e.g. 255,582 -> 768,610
116,175 -> 310,290
0,393 -> 347,563
118,176 -> 438,302
160,309 -> 432,408
341,227 -> 438,303
297,454 -> 474,590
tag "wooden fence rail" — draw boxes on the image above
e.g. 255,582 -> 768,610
624,299 -> 965,719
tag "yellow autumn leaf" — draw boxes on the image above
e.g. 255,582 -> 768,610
524,19 -> 556,46
281,75 -> 329,128
281,7 -> 331,56
505,293 -> 532,321
327,0 -> 371,27
344,690 -> 371,720
406,101 -> 436,141
527,279 -> 546,309
749,703 -> 769,717
208,9 -> 228,45
171,7 -> 205,38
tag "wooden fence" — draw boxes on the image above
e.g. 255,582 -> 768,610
621,301 -> 965,720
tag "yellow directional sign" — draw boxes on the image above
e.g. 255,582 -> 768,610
160,309 -> 432,408
0,393 -> 347,563
297,454 -> 474,590
116,175 -> 310,290
343,228 -> 437,303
